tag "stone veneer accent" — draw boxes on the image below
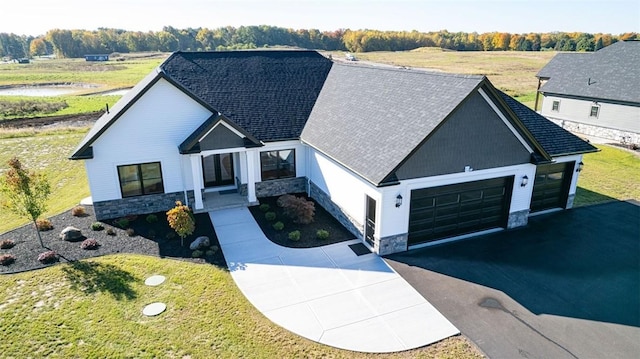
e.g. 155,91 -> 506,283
507,209 -> 530,229
309,181 -> 362,239
549,118 -> 640,145
94,191 -> 194,220
254,177 -> 307,197
377,233 -> 408,255
566,193 -> 575,209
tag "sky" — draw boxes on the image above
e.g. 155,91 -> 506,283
2,0 -> 639,36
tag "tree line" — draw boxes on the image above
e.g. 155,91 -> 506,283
0,26 -> 637,59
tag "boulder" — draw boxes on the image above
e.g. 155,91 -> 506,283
60,226 -> 84,242
189,236 -> 210,250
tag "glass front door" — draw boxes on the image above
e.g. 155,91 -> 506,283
202,153 -> 234,187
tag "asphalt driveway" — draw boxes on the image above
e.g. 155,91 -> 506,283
386,200 -> 640,359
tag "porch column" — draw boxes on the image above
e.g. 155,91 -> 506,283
190,155 -> 204,209
246,150 -> 258,203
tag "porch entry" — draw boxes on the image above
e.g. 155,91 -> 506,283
202,153 -> 234,188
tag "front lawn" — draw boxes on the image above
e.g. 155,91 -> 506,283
0,254 -> 482,358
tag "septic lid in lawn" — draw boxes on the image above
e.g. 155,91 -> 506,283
142,302 -> 166,316
144,275 -> 166,286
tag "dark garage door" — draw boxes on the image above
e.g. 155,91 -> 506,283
408,176 -> 514,246
530,162 -> 574,213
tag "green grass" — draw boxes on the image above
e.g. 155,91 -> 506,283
0,95 -> 120,120
574,145 -> 640,206
0,128 -> 90,234
337,48 -> 556,109
0,254 -> 481,358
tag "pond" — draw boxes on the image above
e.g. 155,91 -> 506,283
0,84 -> 100,97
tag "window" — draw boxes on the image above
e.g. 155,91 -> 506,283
590,105 -> 600,118
552,100 -> 560,112
260,149 -> 295,180
117,162 -> 164,197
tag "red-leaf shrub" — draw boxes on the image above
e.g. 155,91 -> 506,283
277,195 -> 315,224
0,254 -> 16,266
0,239 -> 15,249
80,238 -> 100,250
37,250 -> 58,264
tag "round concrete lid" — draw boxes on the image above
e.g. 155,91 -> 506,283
142,302 -> 166,316
144,275 -> 166,286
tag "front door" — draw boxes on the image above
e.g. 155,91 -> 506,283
365,195 -> 376,246
202,153 -> 234,187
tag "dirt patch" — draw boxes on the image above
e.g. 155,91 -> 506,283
0,112 -> 101,129
249,193 -> 355,248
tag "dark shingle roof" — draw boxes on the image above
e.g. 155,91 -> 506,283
301,64 -> 485,185
538,41 -> 640,104
498,91 -> 598,157
160,50 -> 333,141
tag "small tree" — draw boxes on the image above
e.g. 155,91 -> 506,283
0,157 -> 51,247
166,201 -> 195,246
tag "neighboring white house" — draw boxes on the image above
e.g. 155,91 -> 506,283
535,40 -> 640,145
71,50 -> 597,255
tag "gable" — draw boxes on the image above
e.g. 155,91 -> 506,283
395,91 -> 531,180
179,115 -> 260,154
199,121 -> 246,150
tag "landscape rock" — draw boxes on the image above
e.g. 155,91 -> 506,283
60,226 -> 84,242
189,236 -> 210,250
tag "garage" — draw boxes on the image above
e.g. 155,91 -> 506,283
530,162 -> 575,213
408,176 -> 514,246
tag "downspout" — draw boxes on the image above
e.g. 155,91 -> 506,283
534,78 -> 542,112
179,153 -> 189,207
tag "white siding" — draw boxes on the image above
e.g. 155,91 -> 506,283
308,149 -> 382,231
85,78 -> 213,201
541,96 -> 640,133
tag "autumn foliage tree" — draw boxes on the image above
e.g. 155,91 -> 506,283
166,201 -> 195,247
0,157 -> 51,247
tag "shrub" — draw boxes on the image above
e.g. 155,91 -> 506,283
0,254 -> 16,266
80,238 -> 100,250
71,205 -> 86,217
36,218 -> 53,231
272,221 -> 284,231
0,239 -> 15,249
126,228 -> 135,237
146,214 -> 158,223
276,194 -> 296,207
288,230 -> 301,241
316,229 -> 330,240
265,211 -> 277,221
192,250 -> 203,258
90,222 -> 104,231
279,195 -> 315,224
115,218 -> 129,229
205,249 -> 215,257
259,203 -> 271,212
166,201 -> 195,247
37,250 -> 58,264
106,227 -> 116,236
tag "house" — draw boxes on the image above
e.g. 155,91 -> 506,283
535,40 -> 640,145
70,50 -> 597,255
85,54 -> 109,61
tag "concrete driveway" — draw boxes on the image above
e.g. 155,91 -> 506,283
386,201 -> 640,359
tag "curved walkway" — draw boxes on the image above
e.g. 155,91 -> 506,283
209,207 -> 458,353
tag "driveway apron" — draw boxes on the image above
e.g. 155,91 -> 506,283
209,207 -> 459,353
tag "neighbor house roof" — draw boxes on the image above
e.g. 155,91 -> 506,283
160,50 -> 333,141
537,40 -> 640,104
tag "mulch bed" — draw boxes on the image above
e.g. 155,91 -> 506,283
0,206 -> 226,274
249,193 -> 355,248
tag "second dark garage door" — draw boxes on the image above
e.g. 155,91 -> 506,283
408,176 -> 514,246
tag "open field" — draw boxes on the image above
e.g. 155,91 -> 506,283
0,128 -> 90,233
0,53 -> 166,120
0,254 -> 481,358
343,48 -> 556,108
